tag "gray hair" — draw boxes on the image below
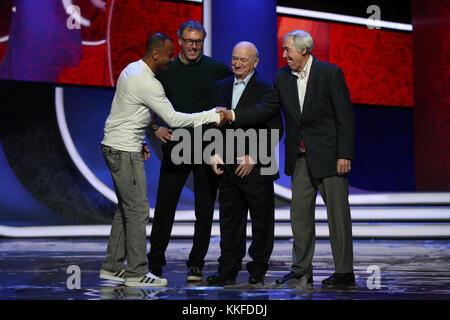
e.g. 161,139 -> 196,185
282,30 -> 313,54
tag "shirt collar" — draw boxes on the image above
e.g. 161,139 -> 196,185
178,52 -> 203,65
234,71 -> 255,86
291,55 -> 313,79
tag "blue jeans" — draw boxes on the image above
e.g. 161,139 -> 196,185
101,145 -> 149,278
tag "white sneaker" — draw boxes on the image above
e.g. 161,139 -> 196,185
100,269 -> 125,282
124,272 -> 168,287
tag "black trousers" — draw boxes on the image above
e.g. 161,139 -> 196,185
217,165 -> 275,279
147,151 -> 217,271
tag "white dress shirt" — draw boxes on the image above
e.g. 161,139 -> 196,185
231,71 -> 254,109
291,55 -> 313,113
102,59 -> 220,152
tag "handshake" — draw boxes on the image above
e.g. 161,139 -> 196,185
215,107 -> 233,126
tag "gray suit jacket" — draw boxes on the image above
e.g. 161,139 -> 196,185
235,57 -> 355,179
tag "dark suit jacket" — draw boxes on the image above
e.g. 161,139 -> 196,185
235,57 -> 355,179
211,71 -> 284,183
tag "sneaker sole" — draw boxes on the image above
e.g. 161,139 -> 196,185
124,275 -> 168,287
124,280 -> 167,287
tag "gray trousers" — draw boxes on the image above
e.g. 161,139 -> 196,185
290,155 -> 353,275
101,145 -> 149,278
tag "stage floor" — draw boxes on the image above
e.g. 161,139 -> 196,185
0,238 -> 449,300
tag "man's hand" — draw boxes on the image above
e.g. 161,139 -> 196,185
154,126 -> 172,143
215,107 -> 233,126
337,159 -> 351,175
210,154 -> 225,175
235,155 -> 255,178
142,143 -> 150,160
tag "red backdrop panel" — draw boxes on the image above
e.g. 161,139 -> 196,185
59,44 -> 110,86
58,0 -> 201,86
109,0 -> 202,85
0,0 -> 12,64
277,16 -> 413,107
413,0 -> 450,191
329,23 -> 413,107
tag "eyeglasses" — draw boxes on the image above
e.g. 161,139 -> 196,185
181,38 -> 204,46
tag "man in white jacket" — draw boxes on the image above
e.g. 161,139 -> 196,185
99,33 -> 223,287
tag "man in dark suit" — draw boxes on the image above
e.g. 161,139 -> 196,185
207,42 -> 283,286
146,21 -> 231,282
219,30 -> 356,289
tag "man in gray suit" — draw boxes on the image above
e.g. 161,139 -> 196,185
218,30 -> 356,289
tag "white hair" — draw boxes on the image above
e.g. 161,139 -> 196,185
282,30 -> 313,54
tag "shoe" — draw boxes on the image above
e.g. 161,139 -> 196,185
99,269 -> 125,282
275,271 -> 313,285
207,273 -> 236,286
124,272 -> 168,287
248,275 -> 264,285
322,272 -> 356,290
186,266 -> 202,282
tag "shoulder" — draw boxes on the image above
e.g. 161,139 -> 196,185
202,56 -> 231,72
156,57 -> 181,80
313,58 -> 343,75
202,55 -> 224,66
117,60 -> 144,87
275,65 -> 293,79
273,65 -> 294,87
129,63 -> 163,94
213,75 -> 234,89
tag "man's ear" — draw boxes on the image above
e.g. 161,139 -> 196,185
253,57 -> 260,69
151,49 -> 159,60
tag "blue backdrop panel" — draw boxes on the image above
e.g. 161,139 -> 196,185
0,140 -> 74,226
211,0 -> 278,83
349,104 -> 415,191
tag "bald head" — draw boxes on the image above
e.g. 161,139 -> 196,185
233,41 -> 259,59
231,41 -> 259,81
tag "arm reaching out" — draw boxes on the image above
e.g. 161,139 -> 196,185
140,80 -> 222,128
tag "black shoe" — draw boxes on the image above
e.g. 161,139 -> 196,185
207,273 -> 236,286
248,275 -> 264,285
322,273 -> 356,290
275,271 -> 313,285
186,267 -> 202,282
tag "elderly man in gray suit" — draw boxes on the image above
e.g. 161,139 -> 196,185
219,30 -> 356,289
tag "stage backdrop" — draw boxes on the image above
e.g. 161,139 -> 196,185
0,0 -> 425,227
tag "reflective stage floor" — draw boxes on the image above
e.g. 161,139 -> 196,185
0,238 -> 449,300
